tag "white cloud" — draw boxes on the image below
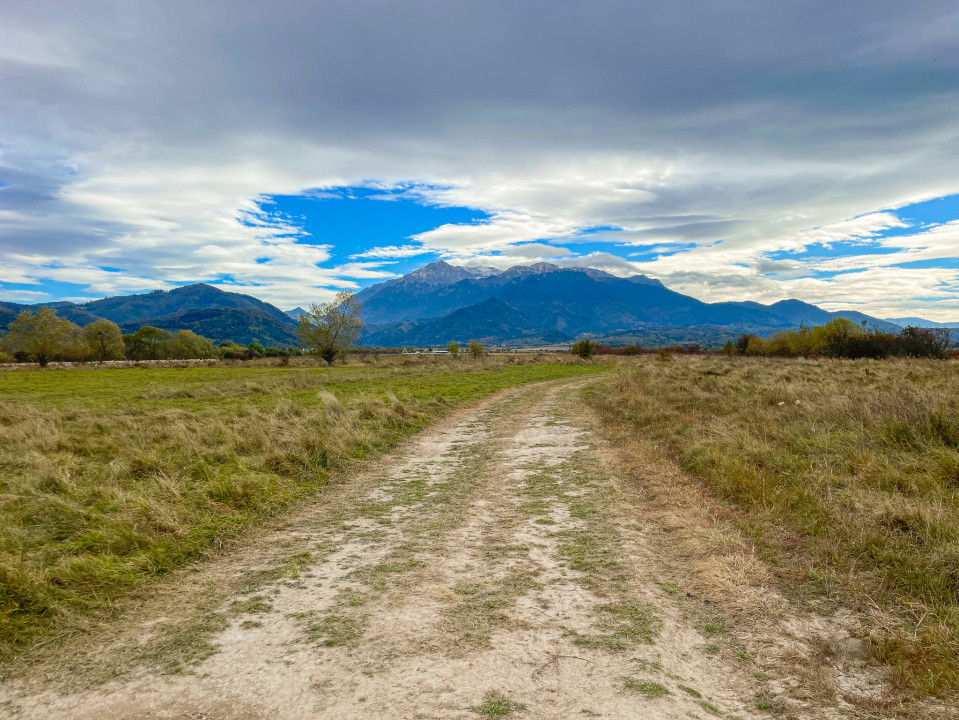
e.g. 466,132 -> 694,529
0,289 -> 50,303
772,212 -> 910,252
351,245 -> 427,260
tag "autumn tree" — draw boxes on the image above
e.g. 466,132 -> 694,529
81,319 -> 125,362
168,329 -> 219,359
129,326 -> 173,360
3,306 -> 79,366
298,291 -> 364,365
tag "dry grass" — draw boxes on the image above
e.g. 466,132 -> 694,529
587,355 -> 959,701
0,355 -> 606,659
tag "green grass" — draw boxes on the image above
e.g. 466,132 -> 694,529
293,611 -> 365,647
622,677 -> 669,697
471,690 -> 526,717
229,595 -> 272,615
0,356 -> 606,657
698,699 -> 722,716
589,355 -> 959,699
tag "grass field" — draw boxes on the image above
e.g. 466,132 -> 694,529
0,355 -> 606,657
588,355 -> 959,700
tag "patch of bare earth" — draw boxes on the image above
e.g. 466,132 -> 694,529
2,378 -> 886,719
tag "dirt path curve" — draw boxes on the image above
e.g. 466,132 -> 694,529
2,379 -> 767,719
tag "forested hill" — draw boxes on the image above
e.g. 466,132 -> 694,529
0,284 -> 298,347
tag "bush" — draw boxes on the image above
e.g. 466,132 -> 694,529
468,340 -> 484,358
734,333 -> 756,355
571,339 -> 595,359
219,343 -> 253,360
742,322 -> 952,360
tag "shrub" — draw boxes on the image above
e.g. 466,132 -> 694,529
740,322 -> 952,360
744,336 -> 767,356
734,333 -> 757,355
571,339 -> 595,359
219,343 -> 253,360
468,340 -> 484,358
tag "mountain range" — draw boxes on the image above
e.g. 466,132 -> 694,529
356,261 -> 903,346
2,262 -> 952,348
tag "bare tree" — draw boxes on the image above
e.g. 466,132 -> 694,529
298,291 -> 364,365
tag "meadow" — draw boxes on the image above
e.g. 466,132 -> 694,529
588,355 -> 959,700
0,354 -> 605,658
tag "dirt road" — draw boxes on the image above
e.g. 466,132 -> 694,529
1,380 -> 793,719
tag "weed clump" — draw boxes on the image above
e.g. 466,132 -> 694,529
622,677 -> 669,697
471,690 -> 525,717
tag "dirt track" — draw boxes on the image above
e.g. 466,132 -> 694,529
1,379 -> 829,718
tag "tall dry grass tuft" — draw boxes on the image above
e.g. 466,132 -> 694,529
589,355 -> 959,700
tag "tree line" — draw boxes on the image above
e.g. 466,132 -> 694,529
0,306 -> 303,366
580,318 -> 955,360
726,318 -> 954,359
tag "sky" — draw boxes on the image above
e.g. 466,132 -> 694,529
1,1 -> 958,320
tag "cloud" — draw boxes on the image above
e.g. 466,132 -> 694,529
411,212 -> 584,256
1,1 -> 958,316
351,245 -> 427,260
0,288 -> 50,303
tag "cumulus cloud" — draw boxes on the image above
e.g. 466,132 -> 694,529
1,1 -> 958,316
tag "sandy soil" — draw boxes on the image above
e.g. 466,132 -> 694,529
0,379 -> 890,719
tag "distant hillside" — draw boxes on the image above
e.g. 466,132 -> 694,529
886,317 -> 959,345
82,284 -> 293,327
357,261 -> 896,346
363,297 -> 564,346
117,308 -> 298,347
0,284 -> 299,346
886,316 -> 959,329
